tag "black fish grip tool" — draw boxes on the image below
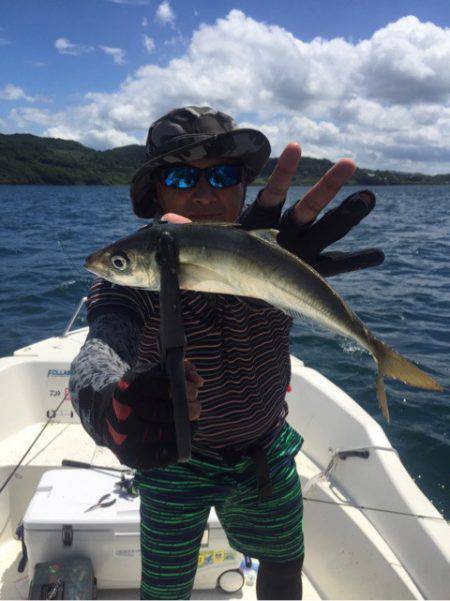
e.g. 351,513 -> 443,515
156,230 -> 191,462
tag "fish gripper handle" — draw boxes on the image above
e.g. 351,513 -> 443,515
157,230 -> 191,462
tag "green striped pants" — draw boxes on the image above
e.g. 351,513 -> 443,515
135,423 -> 304,600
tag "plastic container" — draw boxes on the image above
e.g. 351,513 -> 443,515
28,557 -> 96,600
23,469 -> 243,591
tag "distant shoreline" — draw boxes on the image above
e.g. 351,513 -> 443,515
1,132 -> 449,186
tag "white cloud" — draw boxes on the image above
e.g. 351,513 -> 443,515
99,45 -> 126,65
156,1 -> 175,26
46,125 -> 139,148
8,11 -> 450,172
0,84 -> 29,101
55,37 -> 125,65
0,83 -> 51,103
35,95 -> 53,104
8,107 -> 55,129
356,16 -> 450,104
143,34 -> 155,53
8,105 -> 139,148
55,37 -> 94,56
163,32 -> 185,47
142,16 -> 149,27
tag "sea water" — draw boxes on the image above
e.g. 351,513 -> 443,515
1,184 -> 449,518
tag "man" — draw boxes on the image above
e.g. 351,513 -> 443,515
69,106 -> 383,600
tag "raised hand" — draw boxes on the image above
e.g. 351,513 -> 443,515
248,142 -> 384,277
258,142 -> 357,224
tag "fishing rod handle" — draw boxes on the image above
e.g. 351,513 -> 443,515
61,459 -> 128,473
62,459 -> 92,469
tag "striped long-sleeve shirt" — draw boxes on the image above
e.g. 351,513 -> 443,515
69,198 -> 294,458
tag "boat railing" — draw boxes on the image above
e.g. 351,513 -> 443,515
61,296 -> 87,337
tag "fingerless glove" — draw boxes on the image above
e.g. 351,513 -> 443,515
79,365 -> 192,469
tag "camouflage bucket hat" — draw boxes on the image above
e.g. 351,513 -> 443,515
130,106 -> 271,218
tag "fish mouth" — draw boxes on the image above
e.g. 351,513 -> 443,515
84,250 -> 104,275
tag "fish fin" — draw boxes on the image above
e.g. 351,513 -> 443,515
376,373 -> 390,423
256,298 -> 306,321
248,229 -> 280,244
275,306 -> 305,321
372,337 -> 443,393
178,263 -> 239,295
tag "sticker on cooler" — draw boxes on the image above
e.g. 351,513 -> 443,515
198,549 -> 238,568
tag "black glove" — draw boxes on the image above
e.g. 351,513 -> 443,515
238,193 -> 283,230
79,365 -> 195,469
277,190 -> 384,277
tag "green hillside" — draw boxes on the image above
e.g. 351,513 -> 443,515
0,134 -> 146,185
1,133 -> 449,186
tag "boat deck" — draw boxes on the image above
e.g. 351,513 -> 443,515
0,421 -> 321,600
1,329 -> 449,599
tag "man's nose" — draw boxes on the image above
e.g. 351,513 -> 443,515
192,174 -> 215,204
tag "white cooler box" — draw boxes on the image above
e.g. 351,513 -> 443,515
23,469 -> 245,592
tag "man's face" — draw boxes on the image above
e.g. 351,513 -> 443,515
154,157 -> 245,223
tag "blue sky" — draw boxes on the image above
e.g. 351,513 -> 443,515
1,0 -> 450,173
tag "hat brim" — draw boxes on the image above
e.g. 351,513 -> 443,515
130,128 -> 270,218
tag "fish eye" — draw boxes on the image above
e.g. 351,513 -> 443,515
111,252 -> 130,272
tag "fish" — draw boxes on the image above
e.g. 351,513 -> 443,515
85,222 -> 443,422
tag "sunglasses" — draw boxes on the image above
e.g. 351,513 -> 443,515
161,164 -> 244,190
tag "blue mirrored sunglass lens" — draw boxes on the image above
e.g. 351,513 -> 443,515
209,165 -> 241,188
164,167 -> 198,189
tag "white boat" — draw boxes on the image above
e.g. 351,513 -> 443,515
0,299 -> 449,600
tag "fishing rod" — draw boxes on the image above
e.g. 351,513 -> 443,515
156,228 -> 191,462
61,459 -> 131,473
0,397 -> 66,496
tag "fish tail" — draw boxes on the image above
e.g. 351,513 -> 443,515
371,338 -> 443,419
375,372 -> 390,422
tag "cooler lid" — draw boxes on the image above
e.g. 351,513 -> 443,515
24,469 -> 225,533
23,469 -> 140,531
